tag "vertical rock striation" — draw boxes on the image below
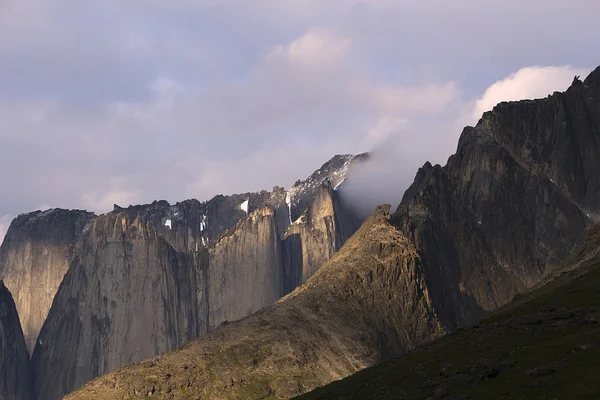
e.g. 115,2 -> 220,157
205,207 -> 284,328
31,212 -> 200,400
0,280 -> 32,400
0,209 -> 96,353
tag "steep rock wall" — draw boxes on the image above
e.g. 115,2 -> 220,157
0,209 -> 95,353
0,281 -> 32,400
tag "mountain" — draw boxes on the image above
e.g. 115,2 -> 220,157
296,224 -> 600,400
0,209 -> 96,353
393,68 -> 600,330
0,280 -> 32,400
10,154 -> 364,400
64,205 -> 444,400
66,66 -> 600,400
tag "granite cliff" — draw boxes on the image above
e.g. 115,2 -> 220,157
0,280 -> 32,400
0,209 -> 96,353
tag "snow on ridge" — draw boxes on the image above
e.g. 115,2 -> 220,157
291,154 -> 357,196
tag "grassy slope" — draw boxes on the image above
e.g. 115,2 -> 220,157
295,227 -> 600,400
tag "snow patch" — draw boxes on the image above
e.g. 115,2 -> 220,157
285,192 -> 293,224
334,177 -> 346,190
202,236 -> 207,246
164,219 -> 172,229
200,214 -> 207,232
240,199 -> 249,215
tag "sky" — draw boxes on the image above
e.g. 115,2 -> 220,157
1,0 -> 599,241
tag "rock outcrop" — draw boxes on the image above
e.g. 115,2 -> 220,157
65,206 -> 444,400
282,181 -> 359,291
394,67 -> 600,329
0,280 -> 32,400
0,209 -> 96,353
29,155 -> 364,400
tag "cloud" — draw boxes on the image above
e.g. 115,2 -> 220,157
0,24 -> 459,221
341,64 -> 592,217
274,29 -> 352,70
473,66 -> 590,119
0,0 -> 599,230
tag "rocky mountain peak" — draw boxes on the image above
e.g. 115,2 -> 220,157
0,209 -> 96,353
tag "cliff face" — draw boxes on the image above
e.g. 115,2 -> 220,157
0,281 -> 32,400
30,155 -> 363,400
205,207 -> 284,328
282,182 -> 359,291
0,209 -> 96,353
65,206 -> 444,400
394,68 -> 600,329
31,213 -> 200,400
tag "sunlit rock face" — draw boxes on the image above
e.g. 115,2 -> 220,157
0,209 -> 96,353
0,280 -> 32,400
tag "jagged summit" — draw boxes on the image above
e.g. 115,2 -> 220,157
394,65 -> 600,330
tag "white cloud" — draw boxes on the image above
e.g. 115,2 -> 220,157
473,66 -> 590,119
364,117 -> 408,148
283,29 -> 352,70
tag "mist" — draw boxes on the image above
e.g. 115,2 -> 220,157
340,65 -> 590,219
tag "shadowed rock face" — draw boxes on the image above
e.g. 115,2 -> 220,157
0,209 -> 96,353
30,155 -> 364,400
394,68 -> 600,329
0,281 -> 32,400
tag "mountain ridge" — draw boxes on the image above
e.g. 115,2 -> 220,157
0,153 -> 366,400
67,65 -> 600,399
